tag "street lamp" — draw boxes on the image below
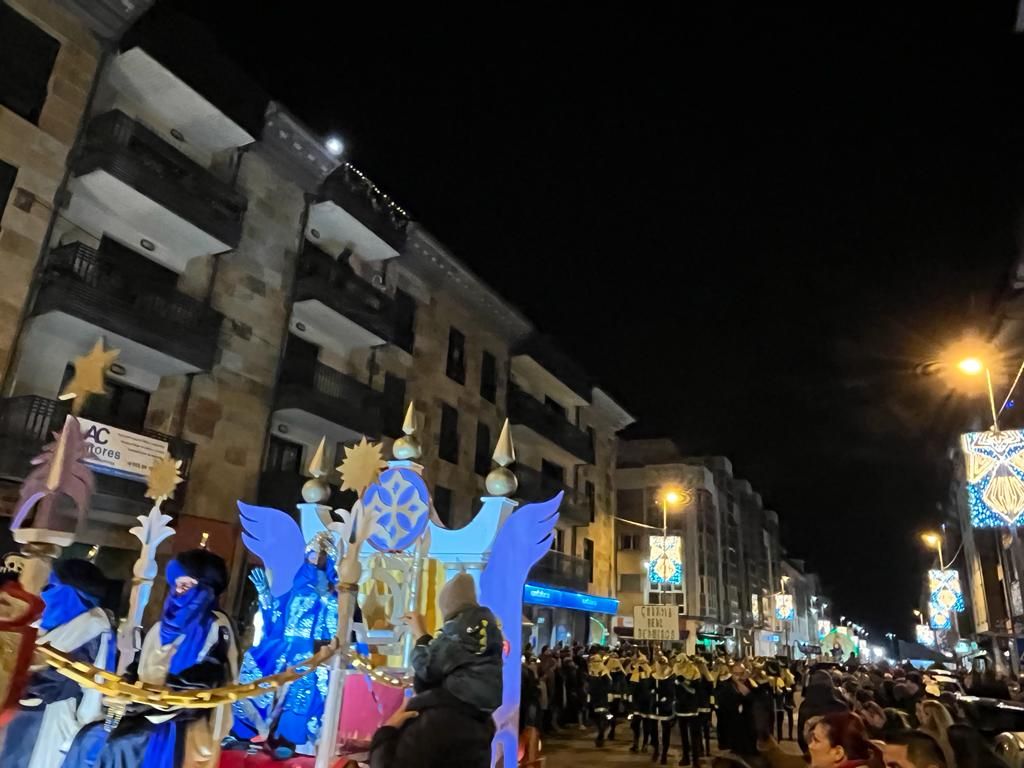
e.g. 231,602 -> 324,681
921,531 -> 946,569
912,609 -> 924,626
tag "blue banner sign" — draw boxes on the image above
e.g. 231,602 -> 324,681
524,583 -> 619,615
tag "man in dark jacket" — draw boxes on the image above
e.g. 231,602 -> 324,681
797,669 -> 850,752
369,687 -> 496,768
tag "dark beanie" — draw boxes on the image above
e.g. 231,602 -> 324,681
174,549 -> 229,595
53,558 -> 108,601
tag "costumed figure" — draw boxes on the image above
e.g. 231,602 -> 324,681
694,657 -> 714,757
650,655 -> 675,765
605,653 -> 627,733
672,654 -> 702,767
587,654 -> 613,747
628,654 -> 656,754
781,664 -> 796,740
0,569 -> 44,726
231,530 -> 339,758
64,549 -> 237,768
0,559 -> 113,768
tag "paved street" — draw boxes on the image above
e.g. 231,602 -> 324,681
544,729 -> 803,768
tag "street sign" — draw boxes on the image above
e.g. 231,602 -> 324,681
633,604 -> 677,641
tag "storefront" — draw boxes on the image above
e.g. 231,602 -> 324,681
523,583 -> 619,649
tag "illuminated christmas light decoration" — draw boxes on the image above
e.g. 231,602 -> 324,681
961,428 -> 1024,527
915,624 -> 936,647
648,535 -> 683,585
774,592 -> 795,622
928,569 -> 963,631
751,593 -> 761,623
817,619 -> 832,639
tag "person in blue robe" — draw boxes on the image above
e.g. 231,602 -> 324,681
63,548 -> 237,768
0,558 -> 114,768
230,531 -> 338,759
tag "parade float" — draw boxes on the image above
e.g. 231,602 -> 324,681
0,340 -> 561,768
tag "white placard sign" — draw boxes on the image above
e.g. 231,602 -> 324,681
633,604 -> 677,641
78,418 -> 169,480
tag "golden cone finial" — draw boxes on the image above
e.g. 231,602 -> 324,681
493,419 -> 515,467
308,436 -> 330,479
402,402 -> 417,435
486,419 -> 517,496
393,402 -> 422,460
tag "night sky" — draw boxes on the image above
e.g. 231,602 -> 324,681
170,2 -> 1024,635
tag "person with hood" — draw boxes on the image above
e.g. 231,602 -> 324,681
230,531 -> 339,758
369,573 -> 501,768
715,660 -> 757,758
798,669 -> 851,752
64,548 -> 237,768
672,654 -> 702,767
628,654 -> 656,754
587,653 -> 614,747
0,559 -> 113,768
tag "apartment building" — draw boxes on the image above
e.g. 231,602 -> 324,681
0,2 -> 631,641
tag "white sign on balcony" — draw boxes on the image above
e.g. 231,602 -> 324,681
78,418 -> 169,481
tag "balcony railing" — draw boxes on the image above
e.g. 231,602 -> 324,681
35,240 -> 223,370
528,550 -> 592,593
0,396 -> 195,522
75,110 -> 247,248
276,358 -> 382,439
508,388 -> 595,463
294,245 -> 395,343
320,165 -> 409,252
515,465 -> 593,527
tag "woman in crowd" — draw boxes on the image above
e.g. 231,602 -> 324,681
805,712 -> 878,768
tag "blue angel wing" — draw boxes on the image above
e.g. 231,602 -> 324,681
238,501 -> 306,598
481,492 -> 561,589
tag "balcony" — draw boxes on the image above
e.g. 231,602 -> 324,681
513,335 -> 592,402
276,357 -> 382,441
515,465 -> 593,527
33,240 -> 223,371
291,245 -> 395,354
528,550 -> 592,593
508,388 -> 595,464
257,469 -> 356,516
68,110 -> 247,270
307,164 -> 409,263
0,396 -> 194,539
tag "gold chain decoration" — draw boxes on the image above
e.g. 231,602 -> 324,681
36,640 -> 413,711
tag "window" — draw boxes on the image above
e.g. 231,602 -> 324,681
382,373 -> 406,438
619,534 -> 641,551
439,404 -> 459,464
0,160 -> 15,215
541,459 -> 564,485
446,327 -> 466,384
62,368 -> 149,432
480,351 -> 497,403
474,421 -> 491,476
583,538 -> 594,581
544,396 -> 566,419
0,5 -> 59,124
434,486 -> 453,526
393,289 -> 417,353
554,528 -> 565,552
265,436 -> 303,474
585,480 -> 596,522
620,574 -> 643,593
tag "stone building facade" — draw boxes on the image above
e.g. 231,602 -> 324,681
0,2 -> 635,640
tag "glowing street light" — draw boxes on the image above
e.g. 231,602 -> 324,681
912,609 -> 924,626
958,357 -> 984,376
325,135 -> 345,156
920,531 -> 946,569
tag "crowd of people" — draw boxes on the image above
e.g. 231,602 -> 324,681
520,642 -> 1024,768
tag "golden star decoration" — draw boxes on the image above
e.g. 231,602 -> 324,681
146,456 -> 183,502
337,437 -> 387,494
59,339 -> 120,414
